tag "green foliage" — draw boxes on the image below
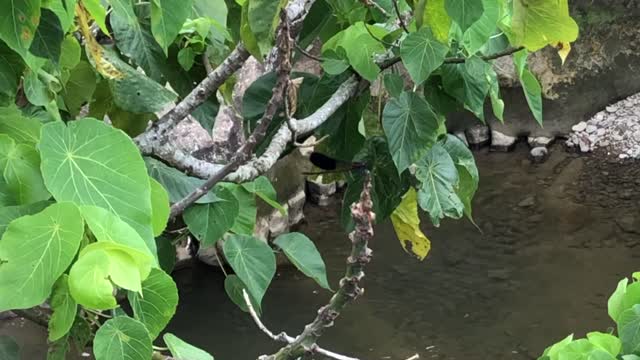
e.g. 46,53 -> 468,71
0,0 -> 582,358
274,232 -> 331,290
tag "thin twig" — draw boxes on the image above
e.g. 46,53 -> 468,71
169,11 -> 294,219
362,0 -> 390,17
294,135 -> 328,148
295,43 -> 323,62
263,174 -> 375,360
392,0 -> 409,32
202,53 -> 214,74
379,46 -> 526,70
212,244 -> 228,277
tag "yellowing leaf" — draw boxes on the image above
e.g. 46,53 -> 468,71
391,188 -> 431,260
511,0 -> 579,51
75,3 -> 123,80
423,0 -> 451,43
556,41 -> 571,64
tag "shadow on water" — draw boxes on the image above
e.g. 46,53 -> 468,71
167,145 -> 640,359
4,144 -> 640,359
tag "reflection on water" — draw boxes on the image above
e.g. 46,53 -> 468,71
168,145 -> 640,359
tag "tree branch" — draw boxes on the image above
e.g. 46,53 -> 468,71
136,44 -> 250,152
392,0 -> 409,32
262,174 -> 375,360
12,307 -> 51,328
169,11 -> 294,219
379,46 -> 526,70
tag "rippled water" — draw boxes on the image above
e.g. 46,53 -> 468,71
4,145 -> 640,359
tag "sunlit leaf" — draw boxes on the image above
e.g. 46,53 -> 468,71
163,333 -> 214,360
0,134 -> 49,205
0,202 -> 84,311
609,278 -> 629,323
400,27 -> 448,85
391,188 -> 431,260
0,201 -> 50,238
0,105 -> 41,146
40,118 -> 155,249
82,0 -> 109,35
48,275 -> 77,342
223,234 -> 276,307
241,176 -> 286,215
93,317 -> 152,360
274,232 -> 330,290
128,268 -> 178,339
586,332 -> 621,357
150,178 -> 170,237
511,0 -> 578,52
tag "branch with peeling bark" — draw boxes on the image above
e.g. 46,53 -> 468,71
257,174 -> 374,360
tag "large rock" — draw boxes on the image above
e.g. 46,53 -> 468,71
449,1 -> 640,138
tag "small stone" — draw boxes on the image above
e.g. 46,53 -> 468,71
595,113 -> 605,122
578,136 -> 591,152
529,146 -> 549,163
572,121 -> 587,132
620,154 -> 629,159
607,105 -> 619,113
586,124 -> 598,133
490,129 -> 517,152
528,136 -> 553,147
596,128 -> 606,136
518,196 -> 535,208
465,125 -> 490,149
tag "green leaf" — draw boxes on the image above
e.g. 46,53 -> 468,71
220,183 -> 256,235
323,22 -> 385,81
0,201 -> 50,238
0,41 -> 25,99
240,0 -> 261,59
177,47 -> 196,71
184,186 -> 239,246
192,0 -> 228,44
40,119 -> 155,249
383,73 -> 404,98
415,143 -> 464,227
80,205 -> 157,257
445,0 -> 483,32
45,0 -> 76,32
274,232 -> 330,290
93,317 -> 152,360
48,275 -> 77,342
586,332 -> 621,357
391,188 -> 431,260
59,35 -> 81,70
224,274 -> 260,314
248,0 -> 284,56
163,333 -> 214,360
321,49 -> 350,75
511,0 -> 578,51
108,106 -> 156,137
609,278 -> 629,323
0,336 -> 19,360
61,61 -> 98,117
241,176 -> 286,215
150,178 -> 170,237
619,305 -> 640,354
540,334 -> 574,360
155,235 -> 176,273
83,0 -> 108,35
400,27 -> 448,85
383,91 -> 440,174
68,242 -> 153,310
441,134 -> 478,221
462,0 -> 499,54
513,50 -> 543,125
144,157 -> 219,204
128,268 -> 178,340
0,105 -> 42,146
100,48 -> 177,113
0,202 -> 84,311
151,0 -> 194,54
486,66 -> 504,122
0,134 -> 49,205
0,0 -> 41,60
422,0 -> 451,42
28,8 -> 63,63
223,234 -> 276,307
441,56 -> 490,121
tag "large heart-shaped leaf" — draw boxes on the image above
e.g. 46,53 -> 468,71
0,0 -> 40,60
219,183 -> 256,235
511,0 -> 578,51
61,61 -> 98,117
390,188 -> 431,260
145,157 -> 219,204
383,91 -> 440,174
441,56 -> 491,121
151,0 -> 194,54
48,275 -> 77,342
0,134 -> 49,205
184,186 -> 239,246
422,0 -> 451,42
163,333 -> 214,360
223,235 -> 276,307
0,202 -> 84,311
28,8 -> 63,63
93,317 -> 152,360
224,274 -> 261,314
274,232 -> 330,290
400,27 -> 448,85
415,143 -> 464,227
39,118 -> 155,248
0,200 -> 50,238
128,268 -> 178,340
241,176 -> 286,215
462,0 -> 499,54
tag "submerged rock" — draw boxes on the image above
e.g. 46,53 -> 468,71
465,125 -> 490,149
530,147 -> 549,163
490,130 -> 517,152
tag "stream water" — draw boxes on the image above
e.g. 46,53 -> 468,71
166,145 -> 640,360
3,145 -> 640,359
